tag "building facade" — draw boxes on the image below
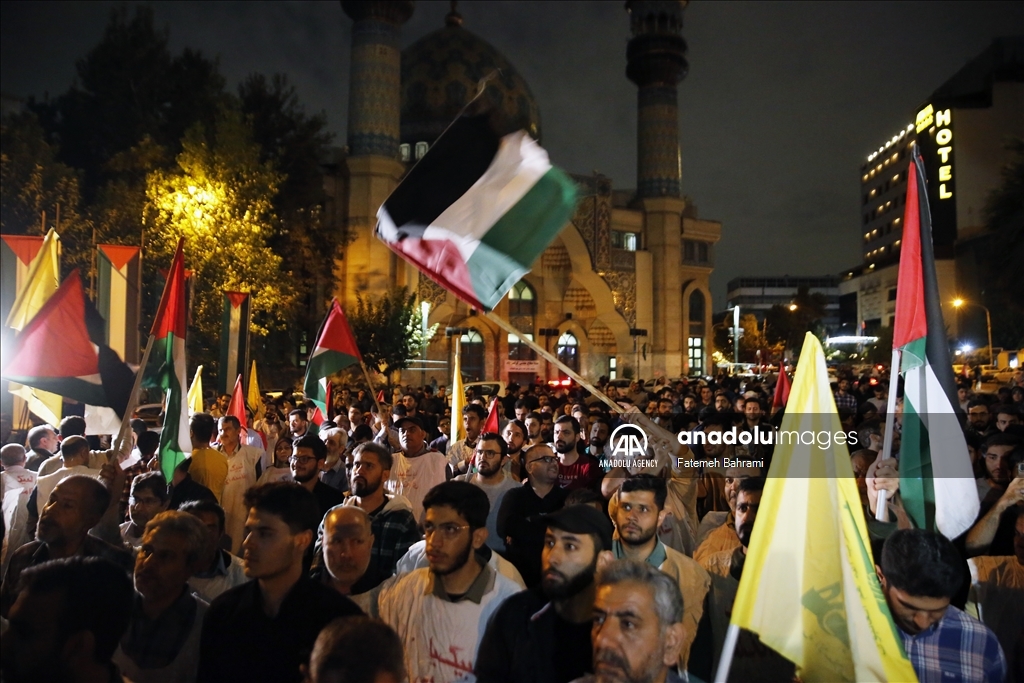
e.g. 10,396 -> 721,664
329,1 -> 721,384
725,276 -> 840,330
839,37 -> 1023,341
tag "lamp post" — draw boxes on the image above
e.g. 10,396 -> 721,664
952,298 -> 993,366
731,305 -> 740,372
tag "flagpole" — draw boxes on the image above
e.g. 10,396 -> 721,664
484,311 -> 624,415
360,362 -> 385,415
112,333 -> 156,460
714,623 -> 741,683
876,347 -> 901,522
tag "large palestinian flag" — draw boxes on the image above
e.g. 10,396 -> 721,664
892,147 -> 978,539
303,299 -> 361,415
376,112 -> 577,311
2,270 -> 135,417
151,240 -> 190,480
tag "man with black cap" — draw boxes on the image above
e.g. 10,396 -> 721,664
391,414 -> 447,523
475,504 -> 614,683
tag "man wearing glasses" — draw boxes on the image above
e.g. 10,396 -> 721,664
455,433 -> 519,552
290,434 -> 345,521
377,481 -> 520,682
496,444 -> 569,587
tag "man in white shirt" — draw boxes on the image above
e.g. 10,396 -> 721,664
179,499 -> 247,603
377,481 -> 520,682
216,416 -> 262,554
391,416 -> 447,523
2,444 -> 37,568
33,436 -> 103,517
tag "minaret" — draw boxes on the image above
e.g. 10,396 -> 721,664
339,1 -> 414,304
626,0 -> 688,377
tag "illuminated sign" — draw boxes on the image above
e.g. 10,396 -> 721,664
915,104 -> 934,133
917,103 -> 954,200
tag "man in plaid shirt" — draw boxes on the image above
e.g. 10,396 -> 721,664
833,376 -> 859,415
878,529 -> 1006,683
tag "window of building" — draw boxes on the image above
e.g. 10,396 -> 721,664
698,243 -> 709,262
508,281 -> 536,316
687,337 -> 704,376
887,288 -> 897,301
688,290 -> 705,322
609,356 -> 617,380
556,331 -> 579,373
507,333 -> 536,361
460,329 -> 485,382
399,144 -> 411,162
611,231 -> 639,251
415,141 -> 429,160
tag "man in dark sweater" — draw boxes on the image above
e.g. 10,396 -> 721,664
290,434 -> 345,521
197,482 -> 361,683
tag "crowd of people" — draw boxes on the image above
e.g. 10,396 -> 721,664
0,367 -> 1021,682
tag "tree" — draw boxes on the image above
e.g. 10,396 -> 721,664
0,112 -> 91,275
764,286 -> 829,350
349,288 -> 437,386
982,138 -> 1024,349
144,109 -> 294,362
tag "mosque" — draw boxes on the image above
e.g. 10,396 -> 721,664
326,1 -> 721,385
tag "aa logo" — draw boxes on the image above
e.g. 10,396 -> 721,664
610,424 -> 649,459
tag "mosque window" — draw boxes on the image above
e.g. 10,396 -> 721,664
508,281 -> 536,316
688,290 -> 705,322
460,329 -> 485,382
415,141 -> 429,160
508,333 -> 536,361
400,144 -> 411,162
611,231 -> 639,251
556,332 -> 579,373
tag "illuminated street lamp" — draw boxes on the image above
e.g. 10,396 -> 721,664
788,303 -> 797,312
952,298 -> 993,365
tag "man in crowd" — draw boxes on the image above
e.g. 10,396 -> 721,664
188,413 -> 228,504
318,506 -> 377,609
31,435 -> 102,521
1,556 -> 134,683
502,418 -> 528,481
456,432 -> 518,553
120,471 -> 168,549
610,476 -> 710,670
694,464 -> 762,564
475,504 -> 613,682
994,404 -> 1022,432
343,442 -> 420,585
967,399 -> 995,437
525,411 -> 545,447
498,444 -> 570,587
304,616 -> 406,683
1,444 -> 37,564
576,560 -> 691,683
833,376 -> 858,415
113,510 -> 209,682
23,423 -> 59,471
180,499 -> 248,603
319,426 -> 349,492
587,418 -> 612,463
168,457 -> 217,510
2,475 -> 134,617
377,481 -> 520,682
448,403 -> 487,478
392,415 -> 448,522
291,433 -> 345,521
197,482 -> 362,683
974,432 -> 1019,506
289,408 -> 318,440
879,529 -> 1006,682
217,415 -> 263,554
965,436 -> 1023,557
554,416 -> 601,491
968,506 -> 1024,676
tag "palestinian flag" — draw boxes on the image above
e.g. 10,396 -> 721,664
151,240 -> 190,480
483,396 -> 500,434
892,147 -> 977,539
96,244 -> 141,364
303,299 -> 361,415
218,291 -> 251,395
2,270 -> 135,416
376,112 -> 577,311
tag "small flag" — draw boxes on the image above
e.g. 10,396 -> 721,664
187,365 -> 204,415
483,397 -> 500,434
96,244 -> 141,364
150,239 -> 190,480
247,361 -> 265,422
375,389 -> 385,405
227,375 -> 246,428
376,110 -> 577,311
303,299 -> 361,415
2,271 -> 135,417
892,147 -> 978,539
218,291 -> 251,396
728,333 -> 918,683
772,368 -> 792,411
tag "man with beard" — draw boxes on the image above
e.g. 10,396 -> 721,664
554,416 -> 601,491
525,411 -> 545,447
392,415 -> 448,522
694,464 -> 762,565
377,482 -> 520,682
456,433 -> 519,553
503,418 -> 528,481
448,404 -> 488,478
290,434 -> 345,522
610,476 -> 709,671
574,560 -> 690,683
197,483 -> 362,683
588,418 -> 612,462
497,444 -> 570,587
475,504 -> 614,683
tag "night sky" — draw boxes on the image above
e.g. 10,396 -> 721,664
3,1 -> 1021,304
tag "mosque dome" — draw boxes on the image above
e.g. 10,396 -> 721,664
400,8 -> 541,150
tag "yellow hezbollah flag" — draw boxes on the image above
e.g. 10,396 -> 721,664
247,361 -> 265,422
7,229 -> 63,425
729,333 -> 917,683
187,365 -> 204,416
450,336 -> 465,446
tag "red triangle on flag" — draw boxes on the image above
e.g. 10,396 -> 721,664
152,239 -> 187,339
228,374 -> 247,428
226,291 -> 249,309
772,368 -> 792,411
483,397 -> 501,434
1,234 -> 45,266
98,244 -> 140,271
314,299 -> 362,361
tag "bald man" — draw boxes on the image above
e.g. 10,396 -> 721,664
317,506 -> 377,614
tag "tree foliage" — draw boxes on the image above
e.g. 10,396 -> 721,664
349,288 -> 438,384
144,109 -> 295,359
764,286 -> 829,351
982,138 -> 1024,348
